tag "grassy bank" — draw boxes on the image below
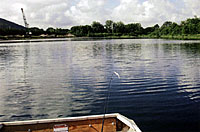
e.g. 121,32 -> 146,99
0,35 -> 71,40
1,34 -> 200,41
140,34 -> 200,40
85,33 -> 200,40
87,34 -> 200,40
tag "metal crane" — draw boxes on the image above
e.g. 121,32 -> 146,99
21,8 -> 29,29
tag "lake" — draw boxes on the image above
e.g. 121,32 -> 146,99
0,38 -> 199,132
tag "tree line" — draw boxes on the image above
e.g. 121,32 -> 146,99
0,27 -> 69,36
1,16 -> 200,38
149,16 -> 200,37
70,20 -> 144,37
70,16 -> 200,37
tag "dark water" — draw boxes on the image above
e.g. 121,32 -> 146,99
0,39 -> 199,132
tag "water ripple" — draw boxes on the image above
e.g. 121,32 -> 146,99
0,39 -> 200,132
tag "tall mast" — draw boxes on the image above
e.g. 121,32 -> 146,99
21,8 -> 29,28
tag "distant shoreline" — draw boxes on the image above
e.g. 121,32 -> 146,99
1,35 -> 200,44
0,37 -> 73,44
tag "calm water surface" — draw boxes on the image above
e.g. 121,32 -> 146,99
0,39 -> 199,132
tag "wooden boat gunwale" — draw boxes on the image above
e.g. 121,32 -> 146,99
0,113 -> 141,132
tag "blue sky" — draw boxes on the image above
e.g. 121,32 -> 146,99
0,0 -> 199,29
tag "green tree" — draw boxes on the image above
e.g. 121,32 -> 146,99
161,21 -> 173,29
91,21 -> 105,33
180,17 -> 200,34
171,24 -> 181,35
154,24 -> 159,29
46,27 -> 55,35
160,21 -> 173,35
115,21 -> 125,33
143,27 -> 154,35
55,28 -> 69,35
125,23 -> 143,35
29,27 -> 44,35
105,20 -> 114,33
144,24 -> 159,35
70,25 -> 92,37
197,23 -> 200,33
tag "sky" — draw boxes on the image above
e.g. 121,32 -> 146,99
0,0 -> 200,29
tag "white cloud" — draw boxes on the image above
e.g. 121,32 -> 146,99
64,0 -> 110,26
183,0 -> 200,17
0,0 -> 74,29
111,0 -> 187,27
0,0 -> 200,29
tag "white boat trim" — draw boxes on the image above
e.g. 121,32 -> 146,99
0,113 -> 142,132
116,113 -> 142,132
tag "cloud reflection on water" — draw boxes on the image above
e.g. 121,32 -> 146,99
0,39 -> 199,132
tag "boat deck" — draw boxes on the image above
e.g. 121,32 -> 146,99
0,113 -> 141,132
